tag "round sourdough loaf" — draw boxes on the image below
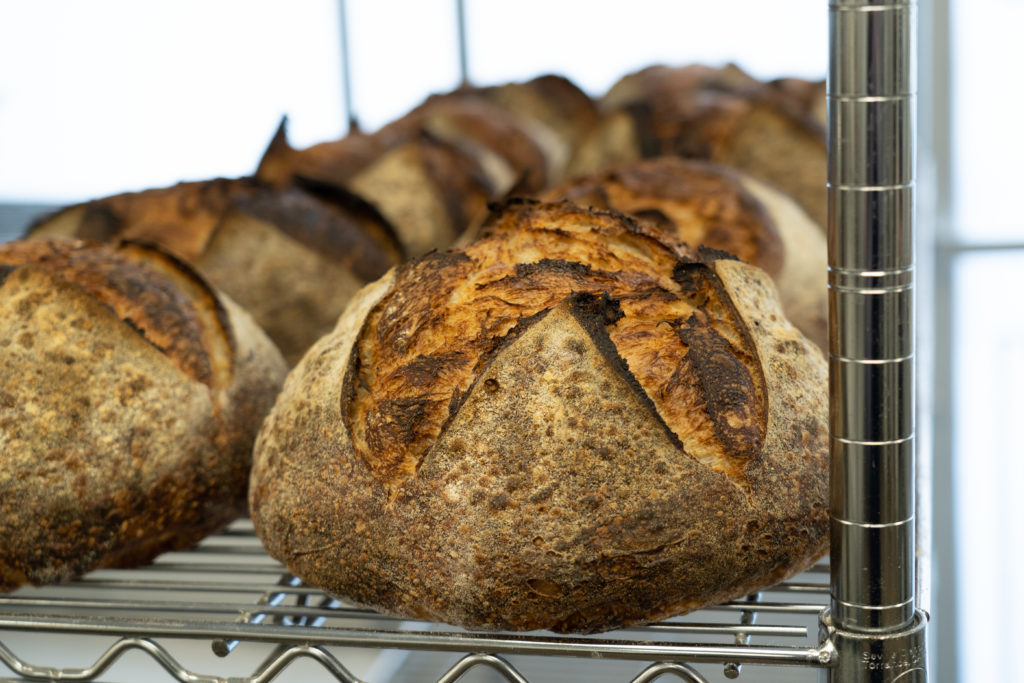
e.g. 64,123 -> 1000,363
0,239 -> 287,591
250,199 -> 828,634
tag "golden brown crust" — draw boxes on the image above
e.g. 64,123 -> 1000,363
0,240 -> 228,387
543,157 -> 784,278
255,96 -> 554,258
433,74 -> 600,185
400,96 -> 551,195
570,64 -> 828,230
26,178 -> 402,365
0,239 -> 287,591
255,118 -> 400,191
542,157 -> 827,350
346,135 -> 493,257
477,74 -> 599,148
601,63 -> 762,112
251,201 -> 828,633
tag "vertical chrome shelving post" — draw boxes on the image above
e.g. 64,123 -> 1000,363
824,0 -> 928,681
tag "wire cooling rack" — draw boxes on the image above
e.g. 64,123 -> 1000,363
0,519 -> 833,683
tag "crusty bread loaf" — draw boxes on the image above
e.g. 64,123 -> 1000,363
250,199 -> 829,634
570,63 -> 828,229
424,74 -> 600,186
0,239 -> 287,591
256,96 -> 555,257
26,178 -> 402,365
543,157 -> 827,349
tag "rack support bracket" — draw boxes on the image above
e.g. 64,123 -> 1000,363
818,608 -> 927,682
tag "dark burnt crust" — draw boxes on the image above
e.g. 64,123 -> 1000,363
226,182 -> 401,282
672,259 -> 769,451
0,240 -> 228,388
696,244 -> 743,263
625,101 -> 663,159
512,258 -> 594,280
115,240 -> 236,386
290,174 -> 406,261
675,310 -> 763,463
77,203 -> 124,243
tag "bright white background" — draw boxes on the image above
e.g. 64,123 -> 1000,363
0,0 -> 827,204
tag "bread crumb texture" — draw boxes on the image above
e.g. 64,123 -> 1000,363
250,199 -> 828,633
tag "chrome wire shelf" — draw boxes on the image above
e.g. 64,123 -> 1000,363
0,519 -> 833,683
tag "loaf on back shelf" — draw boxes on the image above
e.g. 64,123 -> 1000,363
0,239 -> 287,591
256,74 -> 597,256
569,63 -> 828,230
26,177 -> 402,366
249,198 -> 829,634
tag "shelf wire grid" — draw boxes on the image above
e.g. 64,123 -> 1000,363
0,519 -> 833,683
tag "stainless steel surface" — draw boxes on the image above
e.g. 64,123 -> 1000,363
831,441 -> 913,525
0,521 -> 834,682
819,611 -> 927,683
455,0 -> 469,86
828,3 -> 915,97
338,0 -> 357,131
827,0 -> 927,670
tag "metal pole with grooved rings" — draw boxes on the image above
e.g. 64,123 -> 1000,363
823,1 -> 928,681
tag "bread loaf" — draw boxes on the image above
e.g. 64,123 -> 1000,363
250,199 -> 829,634
543,157 -> 827,349
26,177 -> 402,365
0,239 -> 287,591
570,63 -> 828,229
424,74 -> 600,185
256,96 -> 555,257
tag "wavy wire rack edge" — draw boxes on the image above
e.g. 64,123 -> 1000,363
0,520 -> 833,683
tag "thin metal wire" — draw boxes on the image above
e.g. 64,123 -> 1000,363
338,0 -> 358,132
0,523 -> 835,682
455,0 -> 470,86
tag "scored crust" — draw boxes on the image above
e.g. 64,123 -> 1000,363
542,157 -> 827,349
25,178 -> 402,365
0,239 -> 287,591
543,157 -> 785,278
250,200 -> 828,633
